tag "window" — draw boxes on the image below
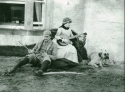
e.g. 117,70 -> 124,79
11,5 -> 24,23
0,0 -> 46,30
33,0 -> 45,29
0,1 -> 25,29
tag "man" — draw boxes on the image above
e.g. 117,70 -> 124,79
5,30 -> 57,76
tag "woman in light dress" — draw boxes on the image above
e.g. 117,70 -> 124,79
53,17 -> 79,64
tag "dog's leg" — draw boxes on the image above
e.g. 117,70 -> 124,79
88,61 -> 98,68
99,60 -> 103,67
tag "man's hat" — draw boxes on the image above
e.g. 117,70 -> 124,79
43,30 -> 51,36
62,17 -> 72,24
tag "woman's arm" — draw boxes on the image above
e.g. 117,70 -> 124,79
55,28 -> 62,39
70,30 -> 74,37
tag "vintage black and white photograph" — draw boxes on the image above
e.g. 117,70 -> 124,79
0,0 -> 124,92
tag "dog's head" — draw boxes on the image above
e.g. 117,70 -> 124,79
98,52 -> 109,60
104,53 -> 109,60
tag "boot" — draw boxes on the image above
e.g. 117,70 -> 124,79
34,60 -> 50,76
9,57 -> 29,74
41,60 -> 50,72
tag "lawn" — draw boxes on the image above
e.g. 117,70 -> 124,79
0,56 -> 124,92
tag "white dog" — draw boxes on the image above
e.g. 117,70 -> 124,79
88,52 -> 105,68
102,52 -> 115,66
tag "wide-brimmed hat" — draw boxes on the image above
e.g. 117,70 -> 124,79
43,31 -> 51,36
62,17 -> 72,24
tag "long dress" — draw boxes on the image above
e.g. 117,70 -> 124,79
53,27 -> 79,64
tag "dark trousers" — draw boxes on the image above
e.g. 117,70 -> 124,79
9,56 -> 50,73
51,58 -> 79,70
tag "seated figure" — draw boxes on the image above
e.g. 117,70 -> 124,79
4,31 -> 57,76
51,18 -> 88,64
52,17 -> 79,64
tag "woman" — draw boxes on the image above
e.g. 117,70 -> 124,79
53,17 -> 79,64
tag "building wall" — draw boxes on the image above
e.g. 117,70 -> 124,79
52,0 -> 85,33
0,34 -> 43,46
52,0 -> 124,61
83,0 -> 124,61
0,0 -> 124,61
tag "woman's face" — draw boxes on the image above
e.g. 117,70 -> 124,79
64,22 -> 71,28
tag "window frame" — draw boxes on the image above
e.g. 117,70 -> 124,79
0,0 -> 25,29
33,0 -> 46,30
0,1 -> 25,4
0,0 -> 46,30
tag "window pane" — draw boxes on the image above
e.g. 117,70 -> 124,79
0,3 -> 25,25
33,2 -> 42,26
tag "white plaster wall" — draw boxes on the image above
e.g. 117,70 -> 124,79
52,0 -> 124,61
83,0 -> 124,61
52,0 -> 85,33
0,0 -> 124,61
0,35 -> 43,46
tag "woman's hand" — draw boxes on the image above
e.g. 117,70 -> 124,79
43,52 -> 48,56
62,39 -> 70,44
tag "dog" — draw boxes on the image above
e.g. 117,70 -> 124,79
88,52 -> 106,68
102,52 -> 115,66
102,52 -> 109,65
